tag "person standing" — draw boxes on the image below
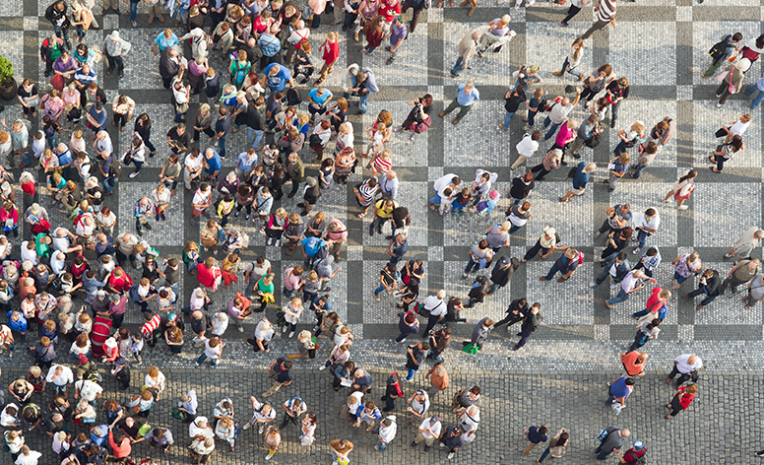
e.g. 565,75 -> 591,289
451,30 -> 480,77
716,58 -> 751,107
514,304 -> 541,351
568,114 -> 602,158
464,318 -> 493,351
629,142 -> 658,180
702,32 -> 742,78
501,87 -> 526,131
665,354 -> 702,388
595,427 -> 629,461
682,269 -> 722,310
403,342 -> 429,381
375,416 -> 397,451
103,31 -> 131,78
439,82 -> 480,125
511,132 -> 541,170
425,363 -> 448,400
745,274 -> 764,310
543,91 -> 580,141
670,252 -> 702,290
412,415 -> 441,452
665,384 -> 697,420
330,439 -> 353,464
724,227 -> 764,261
420,290 -> 447,335
594,204 -> 631,240
580,0 -> 617,41
315,32 -> 339,86
724,259 -> 761,294
747,75 -> 764,109
438,424 -> 465,460
494,298 -> 530,331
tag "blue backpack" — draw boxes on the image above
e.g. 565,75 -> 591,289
304,237 -> 326,258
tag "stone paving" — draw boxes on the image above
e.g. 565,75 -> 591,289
1,0 -> 764,463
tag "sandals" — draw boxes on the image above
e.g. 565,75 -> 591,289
357,213 -> 366,218
559,196 -> 571,203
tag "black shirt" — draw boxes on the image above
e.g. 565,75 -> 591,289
166,127 -> 190,154
504,94 -> 525,113
510,176 -> 535,200
274,358 -> 293,383
606,81 -> 629,100
247,105 -> 266,130
118,416 -> 147,438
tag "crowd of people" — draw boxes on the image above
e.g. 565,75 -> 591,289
0,0 -> 760,463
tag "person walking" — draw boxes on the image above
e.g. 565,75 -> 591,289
540,248 -> 582,283
632,287 -> 669,322
511,132 -> 541,170
595,426 -> 629,461
501,87 -> 526,130
559,162 -> 596,202
702,32 -> 742,78
560,0 -> 589,27
745,273 -> 764,310
451,30 -> 480,77
580,0 -> 617,41
522,425 -> 548,455
716,58 -> 751,107
709,135 -> 744,173
536,428 -> 570,463
747,75 -> 764,109
620,351 -> 648,377
724,259 -> 761,294
554,38 -> 585,80
665,354 -> 702,388
439,82 -> 480,125
725,227 -> 764,261
665,384 -> 697,419
543,91 -> 580,141
494,298 -> 530,331
530,147 -> 562,181
670,252 -> 702,289
262,358 -> 293,398
590,252 -> 629,289
438,424 -> 465,460
513,304 -> 542,351
683,268 -> 722,310
629,318 -> 661,352
568,114 -> 602,158
663,169 -> 696,211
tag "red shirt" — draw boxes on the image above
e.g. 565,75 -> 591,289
378,0 -> 401,21
622,448 -> 645,463
366,29 -> 385,48
197,263 -> 221,289
675,386 -> 695,410
322,40 -> 339,65
108,270 -> 133,293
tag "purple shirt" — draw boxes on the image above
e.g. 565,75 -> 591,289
390,22 -> 407,45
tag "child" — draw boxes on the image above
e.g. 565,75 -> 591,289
364,121 -> 385,158
221,253 -> 240,286
476,190 -> 499,216
302,270 -> 320,305
438,187 -> 454,216
130,332 -> 144,365
294,41 -> 314,84
451,188 -> 471,216
370,148 -> 392,177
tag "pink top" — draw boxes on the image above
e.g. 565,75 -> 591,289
282,268 -> 302,291
555,122 -> 575,147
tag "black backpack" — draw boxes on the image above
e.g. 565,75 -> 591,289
287,88 -> 302,106
708,36 -> 730,63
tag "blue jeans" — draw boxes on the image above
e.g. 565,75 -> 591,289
631,162 -> 648,179
560,57 -> 582,78
196,353 -> 218,366
405,367 -> 416,380
543,117 -> 561,141
611,100 -> 621,123
133,160 -> 143,174
365,45 -> 377,54
451,56 -> 465,75
130,1 -> 138,21
283,287 -> 295,297
217,135 -> 226,158
527,109 -> 538,127
376,439 -> 387,451
607,288 -> 629,305
613,139 -> 628,156
358,94 -> 370,114
54,24 -> 69,44
674,271 -> 690,284
47,133 -> 57,150
502,111 -> 515,130
102,176 -> 115,194
509,224 -> 522,233
21,150 -> 31,167
545,262 -> 566,281
464,259 -> 479,274
54,384 -> 67,394
429,188 -> 442,205
636,229 -> 649,249
538,447 -> 551,463
748,84 -> 764,109
248,128 -> 264,149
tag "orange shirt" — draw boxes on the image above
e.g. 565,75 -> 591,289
621,351 -> 644,376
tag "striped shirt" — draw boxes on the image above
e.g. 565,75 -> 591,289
639,247 -> 661,271
597,0 -> 616,22
373,156 -> 392,175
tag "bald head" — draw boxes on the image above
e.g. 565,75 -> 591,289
687,355 -> 697,365
620,429 -> 631,438
386,171 -> 397,180
637,353 -> 648,362
471,31 -> 481,41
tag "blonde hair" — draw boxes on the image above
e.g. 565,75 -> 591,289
200,103 -> 210,114
631,122 -> 644,134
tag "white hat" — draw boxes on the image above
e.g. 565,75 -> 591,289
109,31 -> 120,41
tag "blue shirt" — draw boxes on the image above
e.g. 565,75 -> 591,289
57,149 -> 72,166
555,253 -> 580,273
258,34 -> 281,57
756,76 -> 764,92
236,152 -> 258,172
308,88 -> 332,107
527,426 -> 548,444
263,64 -> 292,91
640,247 -> 661,271
204,150 -> 222,174
154,33 -> 179,52
572,162 -> 590,190
89,106 -> 107,130
456,83 -> 480,106
609,376 -> 632,399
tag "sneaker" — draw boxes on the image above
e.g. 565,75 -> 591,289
589,281 -> 597,287
448,452 -> 455,459
319,365 -> 326,371
374,293 -> 381,301
593,231 -> 601,239
374,445 -> 379,450
131,20 -> 137,27
677,205 -> 688,210
246,214 -> 250,220
275,240 -> 280,246
267,238 -> 273,245
242,423 -> 251,431
238,326 -> 244,333
235,211 -> 240,217
522,125 -> 532,131
632,247 -> 642,255
129,172 -> 139,178
258,425 -> 265,434
265,454 -> 273,461
439,443 -> 445,448
282,325 -> 288,333
610,283 -> 618,289
288,331 -> 295,338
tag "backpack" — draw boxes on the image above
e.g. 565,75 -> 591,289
303,237 -> 325,257
308,133 -> 323,147
110,157 -> 123,178
387,373 -> 403,398
708,36 -> 729,63
742,46 -> 760,62
597,428 -> 611,442
625,448 -> 647,465
584,132 -> 601,149
575,251 -> 585,266
287,88 -> 302,106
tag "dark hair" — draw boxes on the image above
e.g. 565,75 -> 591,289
646,247 -> 658,257
517,298 -> 527,307
470,386 -> 481,395
616,252 -> 628,261
757,34 -> 764,49
728,134 -> 743,153
625,378 -> 636,386
538,426 -> 548,435
421,94 -> 433,106
678,170 -> 697,184
478,239 -> 489,249
732,32 -> 743,42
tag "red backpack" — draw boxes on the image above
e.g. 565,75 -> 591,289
387,373 -> 403,398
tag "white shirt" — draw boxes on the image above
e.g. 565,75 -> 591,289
635,211 -> 660,232
0,403 -> 19,427
347,391 -> 364,415
20,242 -> 37,265
254,319 -> 274,342
46,366 -> 74,386
74,379 -> 103,402
516,134 -> 540,157
184,154 -> 203,177
422,296 -> 446,316
418,418 -> 442,439
204,339 -> 222,358
251,398 -> 277,422
378,416 -> 398,443
549,103 -> 574,125
15,451 -> 43,465
620,270 -> 640,293
729,119 -> 750,137
674,354 -> 703,373
433,174 -> 458,194
31,138 -> 46,159
144,372 -> 166,393
189,416 -> 213,439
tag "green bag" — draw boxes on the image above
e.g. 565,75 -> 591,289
137,423 -> 152,437
171,406 -> 187,421
462,343 -> 480,355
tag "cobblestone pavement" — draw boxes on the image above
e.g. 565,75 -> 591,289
2,0 -> 764,463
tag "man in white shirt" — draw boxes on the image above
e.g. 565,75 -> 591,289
606,269 -> 656,309
429,174 -> 461,210
420,290 -> 447,336
543,90 -> 581,141
46,365 -> 74,395
243,396 -> 276,434
633,208 -> 660,255
14,446 -> 42,465
184,150 -> 203,191
30,132 -> 46,162
413,415 -> 442,451
74,377 -> 103,405
666,354 -> 703,387
375,415 -> 397,451
511,130 -> 541,169
285,21 -> 310,64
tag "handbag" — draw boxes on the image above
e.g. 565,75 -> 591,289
50,74 -> 65,92
714,127 -> 727,138
171,406 -> 187,420
461,343 -> 480,355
